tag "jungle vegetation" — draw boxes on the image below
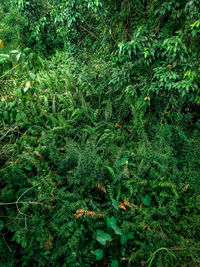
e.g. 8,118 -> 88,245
0,0 -> 200,266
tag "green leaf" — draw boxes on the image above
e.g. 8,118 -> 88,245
23,47 -> 32,55
107,216 -> 116,228
44,251 -> 51,256
127,232 -> 134,239
0,54 -> 9,60
93,249 -> 103,260
24,165 -> 32,171
96,230 -> 111,245
21,53 -> 27,63
107,217 -> 123,235
11,109 -> 17,120
29,53 -> 34,62
95,0 -> 99,6
29,72 -> 36,80
111,198 -> 119,210
21,239 -> 27,248
16,112 -> 27,122
141,194 -> 151,207
120,234 -> 128,245
0,220 -> 4,231
119,157 -> 129,166
3,111 -> 9,121
111,260 -> 119,267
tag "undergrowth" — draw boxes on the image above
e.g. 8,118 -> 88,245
0,1 -> 200,266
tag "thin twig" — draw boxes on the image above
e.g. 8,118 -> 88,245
80,25 -> 100,40
0,123 -> 17,142
0,233 -> 11,252
0,201 -> 43,206
0,80 -> 14,82
0,63 -> 21,79
15,184 -> 40,228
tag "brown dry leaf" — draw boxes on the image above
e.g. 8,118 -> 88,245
181,183 -> 190,191
144,96 -> 150,101
0,40 -> 4,50
167,64 -> 172,69
50,187 -> 56,197
161,232 -> 168,239
115,120 -> 122,128
123,166 -> 130,178
184,184 -> 190,190
44,235 -> 53,251
35,153 -> 42,158
119,202 -> 126,210
119,198 -> 134,210
50,181 -> 57,197
73,93 -> 77,100
74,209 -> 105,219
74,213 -> 83,219
143,223 -> 152,232
34,136 -> 38,141
95,182 -> 107,194
170,246 -> 180,250
2,185 -> 8,193
123,198 -> 133,208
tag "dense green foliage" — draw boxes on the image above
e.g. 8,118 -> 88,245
0,0 -> 200,266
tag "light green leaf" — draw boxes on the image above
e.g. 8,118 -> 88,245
93,249 -> 103,260
107,217 -> 123,235
111,260 -> 119,267
29,72 -> 36,80
107,216 -> 116,228
24,81 -> 31,92
24,165 -> 32,171
16,112 -> 27,122
111,198 -> 119,210
96,230 -> 111,245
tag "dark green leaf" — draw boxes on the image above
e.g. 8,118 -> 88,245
141,194 -> 151,207
3,111 -> 9,121
127,232 -> 134,239
120,234 -> 128,245
11,109 -> 17,120
119,157 -> 129,166
0,220 -> 4,231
